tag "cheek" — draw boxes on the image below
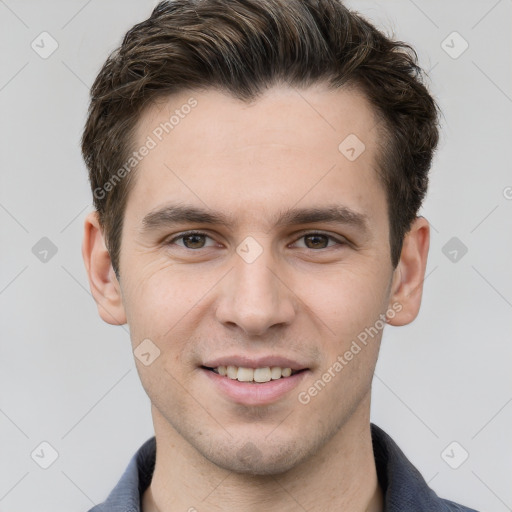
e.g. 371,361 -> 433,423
298,269 -> 386,415
299,264 -> 391,342
120,260 -> 219,348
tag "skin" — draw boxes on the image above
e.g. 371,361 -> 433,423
83,84 -> 429,512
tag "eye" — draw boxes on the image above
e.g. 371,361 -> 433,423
292,232 -> 346,250
166,231 -> 346,251
168,231 -> 217,249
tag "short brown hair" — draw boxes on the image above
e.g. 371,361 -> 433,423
82,0 -> 440,275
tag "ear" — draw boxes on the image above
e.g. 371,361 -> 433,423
82,211 -> 127,325
387,217 -> 430,326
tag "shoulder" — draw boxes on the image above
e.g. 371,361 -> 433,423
86,437 -> 156,512
440,498 -> 480,512
370,424 -> 481,512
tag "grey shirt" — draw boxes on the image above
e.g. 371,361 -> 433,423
88,423 -> 479,511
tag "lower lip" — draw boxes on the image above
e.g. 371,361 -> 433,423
201,368 -> 309,405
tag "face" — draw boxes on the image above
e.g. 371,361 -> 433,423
86,84 -> 425,475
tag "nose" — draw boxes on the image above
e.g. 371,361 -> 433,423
215,244 -> 296,336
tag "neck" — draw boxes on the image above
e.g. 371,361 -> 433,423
143,400 -> 383,512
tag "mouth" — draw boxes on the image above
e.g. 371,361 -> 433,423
201,365 -> 307,383
199,361 -> 310,405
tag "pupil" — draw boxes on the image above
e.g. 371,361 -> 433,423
184,234 -> 205,248
306,235 -> 327,249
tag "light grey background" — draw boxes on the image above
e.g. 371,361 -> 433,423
1,1 -> 511,511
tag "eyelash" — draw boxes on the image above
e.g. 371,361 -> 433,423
167,230 -> 347,250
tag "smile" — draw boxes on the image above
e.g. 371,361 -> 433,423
202,365 -> 304,383
200,365 -> 310,405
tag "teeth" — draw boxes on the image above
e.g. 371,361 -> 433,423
281,367 -> 292,377
212,365 -> 295,382
270,367 -> 282,380
227,365 -> 238,379
254,367 -> 271,382
237,367 -> 254,382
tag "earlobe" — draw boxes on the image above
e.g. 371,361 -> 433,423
82,211 -> 127,325
387,217 -> 430,327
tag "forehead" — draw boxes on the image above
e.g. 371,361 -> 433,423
126,84 -> 387,231
136,83 -> 381,158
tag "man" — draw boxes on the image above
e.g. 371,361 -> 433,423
81,0 -> 479,510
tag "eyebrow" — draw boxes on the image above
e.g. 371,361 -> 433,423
141,204 -> 369,234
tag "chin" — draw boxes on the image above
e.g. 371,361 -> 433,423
199,437 -> 310,476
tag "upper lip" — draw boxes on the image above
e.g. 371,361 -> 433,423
202,355 -> 309,371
